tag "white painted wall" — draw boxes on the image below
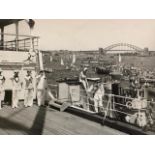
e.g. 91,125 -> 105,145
0,50 -> 37,100
0,50 -> 36,63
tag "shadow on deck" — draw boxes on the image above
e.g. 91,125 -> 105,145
0,105 -> 47,135
0,103 -> 127,135
29,106 -> 47,135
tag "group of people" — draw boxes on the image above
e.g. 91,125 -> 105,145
0,69 -> 51,110
79,67 -> 105,113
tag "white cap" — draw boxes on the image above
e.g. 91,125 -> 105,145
83,67 -> 88,71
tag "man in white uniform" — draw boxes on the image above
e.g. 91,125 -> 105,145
24,70 -> 34,107
0,69 -> 5,109
11,71 -> 22,108
36,70 -> 47,106
79,67 -> 89,92
93,82 -> 105,113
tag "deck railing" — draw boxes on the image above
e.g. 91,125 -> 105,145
0,33 -> 39,51
55,87 -> 155,131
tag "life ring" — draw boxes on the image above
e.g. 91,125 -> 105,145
29,49 -> 38,57
126,101 -> 133,109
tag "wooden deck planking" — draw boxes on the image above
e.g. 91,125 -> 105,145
44,108 -> 124,135
0,102 -> 126,135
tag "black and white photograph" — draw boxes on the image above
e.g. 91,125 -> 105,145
2,1 -> 155,155
0,19 -> 155,135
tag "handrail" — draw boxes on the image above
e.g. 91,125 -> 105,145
0,32 -> 39,38
64,90 -> 155,129
4,37 -> 39,43
0,36 -> 39,51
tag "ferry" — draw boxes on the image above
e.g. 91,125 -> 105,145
0,19 -> 154,135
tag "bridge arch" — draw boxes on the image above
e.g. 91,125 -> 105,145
102,43 -> 144,53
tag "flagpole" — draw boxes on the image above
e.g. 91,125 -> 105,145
118,53 -> 122,72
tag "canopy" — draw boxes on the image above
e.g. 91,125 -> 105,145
0,19 -> 22,27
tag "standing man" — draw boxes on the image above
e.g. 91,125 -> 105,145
0,69 -> 5,109
11,71 -> 22,108
93,82 -> 105,113
79,67 -> 89,92
36,70 -> 47,106
24,70 -> 34,107
79,67 -> 89,110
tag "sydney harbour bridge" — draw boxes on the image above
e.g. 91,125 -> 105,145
99,43 -> 150,54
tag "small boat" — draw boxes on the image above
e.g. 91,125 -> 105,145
140,77 -> 155,83
95,66 -> 111,75
110,71 -> 123,80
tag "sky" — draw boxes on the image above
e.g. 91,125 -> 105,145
4,19 -> 155,51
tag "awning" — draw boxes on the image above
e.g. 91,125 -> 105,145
0,19 -> 23,27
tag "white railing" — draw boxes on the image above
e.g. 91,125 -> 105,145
0,33 -> 39,51
66,89 -> 155,130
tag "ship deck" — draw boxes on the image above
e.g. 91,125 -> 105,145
0,103 -> 126,135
